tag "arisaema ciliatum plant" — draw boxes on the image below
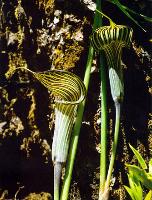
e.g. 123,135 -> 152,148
90,11 -> 133,200
14,68 -> 86,200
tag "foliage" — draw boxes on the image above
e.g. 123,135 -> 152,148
108,0 -> 152,32
124,144 -> 152,200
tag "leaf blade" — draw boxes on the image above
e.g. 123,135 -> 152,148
149,158 -> 152,174
124,185 -> 136,200
121,4 -> 152,23
144,190 -> 152,200
127,164 -> 152,190
129,144 -> 147,170
109,0 -> 146,32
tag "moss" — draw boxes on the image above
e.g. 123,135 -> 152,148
0,86 -> 24,138
19,90 -> 41,157
36,0 -> 54,15
24,192 -> 52,200
19,89 -> 51,161
27,89 -> 37,127
52,41 -> 84,70
69,182 -> 81,200
5,52 -> 27,79
14,0 -> 27,48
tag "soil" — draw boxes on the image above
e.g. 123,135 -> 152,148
0,0 -> 151,200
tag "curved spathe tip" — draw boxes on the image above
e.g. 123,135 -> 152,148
14,68 -> 86,105
34,69 -> 86,105
90,25 -> 133,52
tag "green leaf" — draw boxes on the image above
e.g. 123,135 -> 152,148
120,4 -> 152,23
128,173 -> 143,199
144,190 -> 152,200
127,164 -> 152,190
129,144 -> 147,170
149,159 -> 152,174
108,0 -> 146,32
108,0 -> 152,23
124,173 -> 143,200
124,185 -> 136,200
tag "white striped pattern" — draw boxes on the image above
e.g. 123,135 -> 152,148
32,70 -> 86,163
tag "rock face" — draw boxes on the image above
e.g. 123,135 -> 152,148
0,0 -> 151,199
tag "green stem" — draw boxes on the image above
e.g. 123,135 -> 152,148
96,0 -> 108,195
106,102 -> 121,187
54,162 -> 62,200
99,54 -> 108,192
95,9 -> 116,27
60,45 -> 94,200
60,2 -> 101,199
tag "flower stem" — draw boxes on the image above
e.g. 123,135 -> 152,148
106,102 -> 121,187
99,54 -> 108,192
96,0 -> 108,195
95,9 -> 116,27
54,162 -> 62,200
